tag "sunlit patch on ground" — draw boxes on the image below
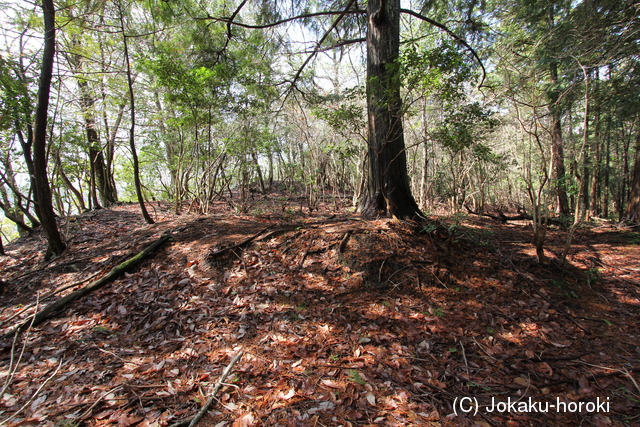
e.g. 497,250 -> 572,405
0,203 -> 637,426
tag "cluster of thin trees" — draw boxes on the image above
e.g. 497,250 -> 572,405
0,0 -> 638,258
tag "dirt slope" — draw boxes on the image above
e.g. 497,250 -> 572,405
0,202 -> 638,426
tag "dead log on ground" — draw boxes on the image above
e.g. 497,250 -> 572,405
3,233 -> 172,339
464,204 -> 565,227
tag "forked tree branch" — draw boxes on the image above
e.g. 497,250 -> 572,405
288,0 -> 359,91
200,9 -> 366,29
205,3 -> 486,90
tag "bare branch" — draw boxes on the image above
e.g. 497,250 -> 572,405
299,37 -> 366,54
199,9 -> 366,29
288,0 -> 359,90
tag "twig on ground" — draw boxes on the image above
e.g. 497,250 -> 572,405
0,294 -> 39,397
168,350 -> 245,427
579,361 -> 640,395
210,225 -> 275,258
337,231 -> 351,262
460,341 -> 470,378
0,269 -> 103,329
0,357 -> 63,425
296,237 -> 314,271
79,385 -> 125,421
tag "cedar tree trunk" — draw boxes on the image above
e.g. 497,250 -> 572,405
625,121 -> 640,222
359,0 -> 423,220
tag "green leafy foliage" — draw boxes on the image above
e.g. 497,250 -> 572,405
0,56 -> 31,131
400,42 -> 474,102
432,103 -> 500,158
347,369 -> 367,386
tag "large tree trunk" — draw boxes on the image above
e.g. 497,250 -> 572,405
625,118 -> 640,222
79,75 -> 103,210
588,72 -> 601,218
67,31 -> 118,208
359,0 -> 423,220
546,4 -> 570,217
603,118 -> 611,218
99,24 -> 122,204
33,0 -> 66,258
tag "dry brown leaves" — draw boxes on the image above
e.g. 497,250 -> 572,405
0,201 -> 638,426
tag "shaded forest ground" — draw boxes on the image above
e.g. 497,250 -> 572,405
0,192 -> 638,427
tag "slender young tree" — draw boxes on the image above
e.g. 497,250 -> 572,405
118,0 -> 154,224
32,0 -> 66,258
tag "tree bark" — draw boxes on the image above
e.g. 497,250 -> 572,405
118,1 -> 154,224
549,61 -> 570,216
625,117 -> 640,222
588,71 -> 601,218
544,4 -> 570,217
603,119 -> 611,218
359,0 -> 423,220
32,0 -> 66,259
77,76 -> 118,207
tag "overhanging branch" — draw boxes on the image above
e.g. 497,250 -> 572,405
299,37 -> 366,54
200,9 -> 366,30
220,0 -> 249,52
288,0 -> 359,91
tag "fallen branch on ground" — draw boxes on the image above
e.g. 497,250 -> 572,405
296,237 -> 314,270
2,233 -> 172,340
169,350 -> 245,427
0,269 -> 106,329
464,204 -> 565,227
209,225 -> 275,258
0,358 -> 63,425
0,294 -> 38,398
338,231 -> 351,261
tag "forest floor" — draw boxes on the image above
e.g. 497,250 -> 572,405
0,193 -> 638,427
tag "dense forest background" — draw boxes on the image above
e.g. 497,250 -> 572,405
1,2 -> 640,425
0,0 -> 639,252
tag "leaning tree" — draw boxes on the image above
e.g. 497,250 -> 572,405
31,0 -> 67,258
